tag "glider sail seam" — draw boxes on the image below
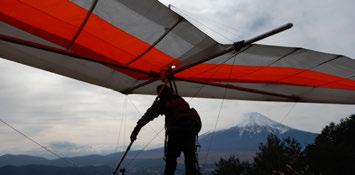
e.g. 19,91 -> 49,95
0,34 -> 155,77
66,0 -> 99,49
125,17 -> 183,66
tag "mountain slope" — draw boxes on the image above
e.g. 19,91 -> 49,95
198,112 -> 317,153
0,165 -> 112,175
0,154 -> 50,167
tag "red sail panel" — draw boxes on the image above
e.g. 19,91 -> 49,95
176,64 -> 355,91
0,0 -> 175,72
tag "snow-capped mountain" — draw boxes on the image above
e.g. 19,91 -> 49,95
198,112 -> 317,153
235,112 -> 290,135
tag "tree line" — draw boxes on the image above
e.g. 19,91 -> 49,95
213,114 -> 355,175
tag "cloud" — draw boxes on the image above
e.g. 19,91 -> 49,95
48,141 -> 86,150
46,141 -> 94,157
161,0 -> 355,58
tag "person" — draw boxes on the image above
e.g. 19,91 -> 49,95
130,84 -> 201,175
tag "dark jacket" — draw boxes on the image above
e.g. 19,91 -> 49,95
136,95 -> 199,135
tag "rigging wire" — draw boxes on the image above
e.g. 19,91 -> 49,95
126,96 -> 164,141
114,40 -> 248,169
112,96 -> 165,171
231,48 -> 301,79
203,89 -> 226,163
300,75 -> 354,97
203,55 -> 237,163
192,45 -> 251,77
112,23 -> 248,168
0,117 -> 78,167
280,102 -> 297,124
122,97 -> 129,152
272,55 -> 343,87
169,4 -> 234,43
124,128 -> 165,169
115,96 -> 127,152
187,49 -> 246,103
170,4 -> 241,37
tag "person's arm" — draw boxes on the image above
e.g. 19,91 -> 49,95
130,100 -> 162,141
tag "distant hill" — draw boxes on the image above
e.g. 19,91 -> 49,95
0,154 -> 49,167
0,112 -> 318,174
0,165 -> 112,175
0,152 -> 162,168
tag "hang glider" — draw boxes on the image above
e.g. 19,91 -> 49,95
0,0 -> 354,104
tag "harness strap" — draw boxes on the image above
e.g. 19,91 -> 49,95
164,133 -> 168,161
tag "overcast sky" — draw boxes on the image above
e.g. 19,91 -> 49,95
0,0 -> 355,158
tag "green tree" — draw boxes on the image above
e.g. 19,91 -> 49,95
305,114 -> 355,175
251,134 -> 307,175
212,134 -> 307,175
212,155 -> 250,175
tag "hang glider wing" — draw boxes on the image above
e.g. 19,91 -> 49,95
0,0 -> 354,104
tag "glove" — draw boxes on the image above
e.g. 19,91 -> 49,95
130,126 -> 141,142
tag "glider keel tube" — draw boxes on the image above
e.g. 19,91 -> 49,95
171,23 -> 293,76
244,23 -> 293,45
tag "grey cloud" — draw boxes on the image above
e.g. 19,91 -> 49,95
161,0 -> 355,58
48,141 -> 88,151
26,141 -> 104,158
45,141 -> 102,157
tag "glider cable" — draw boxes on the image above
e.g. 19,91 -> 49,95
121,23 -> 293,94
176,45 -> 299,101
115,97 -> 128,152
308,74 -> 355,93
187,50 -> 241,103
189,48 -> 301,101
204,55 -> 237,163
234,48 -> 301,79
185,45 -> 253,103
171,23 -> 293,76
113,97 -> 130,175
113,84 -> 170,174
168,4 -> 241,36
0,117 -> 78,167
280,102 -> 298,124
203,88 -> 227,163
275,55 -> 343,85
173,5 -> 240,38
169,4 -> 234,43
178,78 -> 299,101
126,96 -> 164,141
292,55 -> 351,96
126,128 -> 164,166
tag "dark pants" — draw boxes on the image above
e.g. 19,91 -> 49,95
164,133 -> 199,175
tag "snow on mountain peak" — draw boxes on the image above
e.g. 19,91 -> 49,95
235,112 -> 290,134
